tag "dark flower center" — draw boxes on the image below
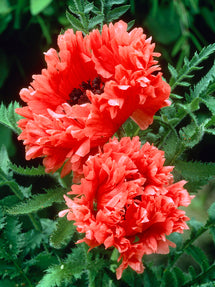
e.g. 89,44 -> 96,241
67,76 -> 104,105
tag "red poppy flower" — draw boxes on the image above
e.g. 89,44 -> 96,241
59,137 -> 193,279
16,21 -> 170,177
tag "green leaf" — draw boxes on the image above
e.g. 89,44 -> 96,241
175,160 -> 215,192
186,245 -> 209,272
0,102 -> 22,134
50,216 -> 76,249
179,121 -> 204,148
0,145 -> 10,174
188,218 -> 204,235
0,166 -> 32,200
106,0 -> 127,5
88,14 -> 104,31
0,207 -> 6,230
162,270 -> 178,287
36,246 -> 86,287
172,267 -> 187,286
3,216 -> 25,259
188,265 -> 197,280
208,202 -> 215,224
170,43 -> 215,90
30,0 -> 53,15
66,10 -> 86,33
203,95 -> 215,115
24,252 -> 58,270
168,63 -> 178,79
142,265 -> 160,287
162,130 -> 180,165
191,62 -> 215,100
127,19 -> 135,31
8,162 -> 46,177
22,219 -> 56,254
106,5 -> 130,22
7,188 -> 65,215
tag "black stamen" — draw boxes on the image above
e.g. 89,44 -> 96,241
67,76 -> 104,106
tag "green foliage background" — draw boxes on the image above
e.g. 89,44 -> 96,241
0,0 -> 215,286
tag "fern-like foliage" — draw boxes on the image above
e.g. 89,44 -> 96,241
169,43 -> 215,90
175,160 -> 215,192
36,246 -> 87,287
8,162 -> 46,177
0,145 -> 32,200
66,0 -> 132,34
7,187 -> 65,215
0,101 -> 22,134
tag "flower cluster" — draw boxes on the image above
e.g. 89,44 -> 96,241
60,137 -> 193,279
16,20 -> 170,179
17,20 -> 192,279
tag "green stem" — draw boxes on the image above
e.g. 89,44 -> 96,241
8,252 -> 33,287
28,214 -> 42,232
168,221 -> 213,269
182,264 -> 215,287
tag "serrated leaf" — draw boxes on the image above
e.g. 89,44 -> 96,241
106,0 -> 127,5
7,188 -> 65,215
205,128 -> 215,135
66,11 -> 87,33
0,207 -> 6,230
188,218 -> 204,235
73,0 -> 84,12
203,95 -> 215,115
88,14 -> 104,31
8,162 -> 46,176
175,160 -> 215,192
173,267 -> 187,286
0,167 -> 31,200
3,216 -> 24,259
50,216 -> 76,249
179,121 -> 204,148
188,265 -> 197,279
168,63 -> 178,79
162,270 -> 178,287
142,265 -> 160,287
0,102 -> 22,134
30,0 -> 53,15
24,252 -> 58,270
186,245 -> 209,271
208,202 -> 215,224
170,44 -> 215,90
84,2 -> 94,14
162,130 -> 180,165
106,5 -> 130,22
0,145 -> 9,174
191,62 -> 215,100
178,81 -> 190,87
36,246 -> 86,287
127,19 -> 135,31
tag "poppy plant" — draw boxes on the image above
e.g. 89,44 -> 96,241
59,137 -> 193,279
16,21 -> 170,178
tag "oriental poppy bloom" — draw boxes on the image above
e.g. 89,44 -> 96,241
16,21 -> 170,178
59,137 -> 193,279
